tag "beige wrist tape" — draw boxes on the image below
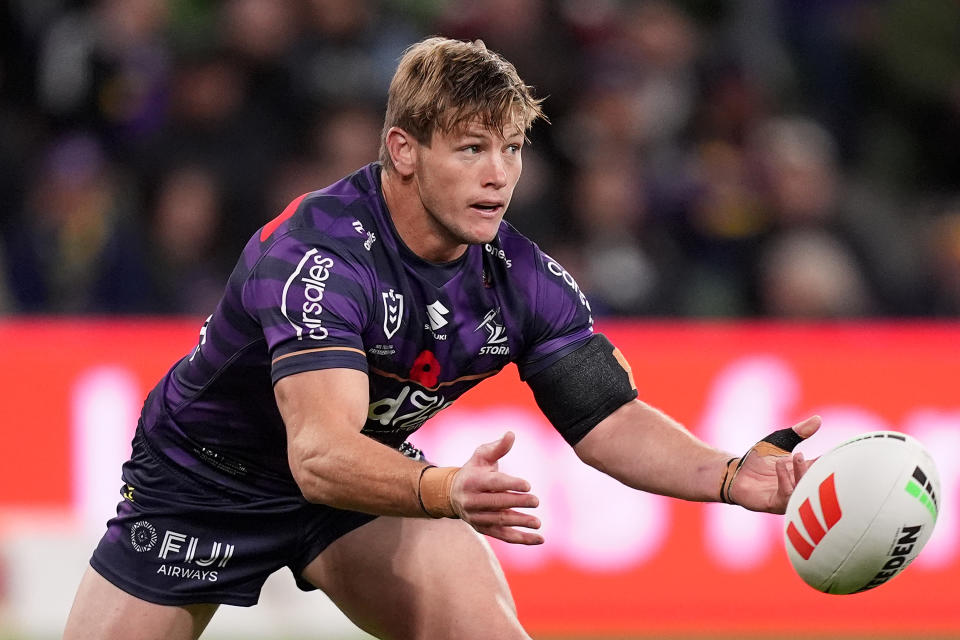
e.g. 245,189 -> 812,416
417,465 -> 460,518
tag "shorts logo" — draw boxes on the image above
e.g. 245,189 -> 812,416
282,248 -> 334,341
159,530 -> 235,568
786,473 -> 843,560
382,289 -> 404,339
130,521 -> 158,553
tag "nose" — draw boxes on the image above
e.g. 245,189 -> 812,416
483,153 -> 508,189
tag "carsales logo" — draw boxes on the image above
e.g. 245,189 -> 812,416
282,248 -> 334,340
786,473 -> 843,560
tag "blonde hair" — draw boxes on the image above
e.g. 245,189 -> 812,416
379,37 -> 546,170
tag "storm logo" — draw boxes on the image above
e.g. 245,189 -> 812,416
475,308 -> 509,355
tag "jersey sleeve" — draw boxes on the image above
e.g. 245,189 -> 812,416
242,232 -> 373,384
516,247 -> 595,380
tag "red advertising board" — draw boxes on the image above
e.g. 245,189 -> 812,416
1,318 -> 958,635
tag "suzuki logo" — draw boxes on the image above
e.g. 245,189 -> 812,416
426,300 -> 449,331
786,473 -> 843,560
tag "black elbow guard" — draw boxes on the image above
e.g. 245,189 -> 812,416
526,334 -> 638,446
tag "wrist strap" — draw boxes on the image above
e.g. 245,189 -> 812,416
719,457 -> 740,504
418,465 -> 460,518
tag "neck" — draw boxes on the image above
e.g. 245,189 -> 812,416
381,167 -> 467,263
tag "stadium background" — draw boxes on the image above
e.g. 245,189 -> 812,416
1,1 -> 959,638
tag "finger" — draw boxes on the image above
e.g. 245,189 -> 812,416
467,471 -> 532,494
791,415 -> 822,439
754,416 -> 822,456
792,451 -> 806,484
468,509 -> 541,530
775,456 -> 795,497
462,491 -> 539,512
478,525 -> 544,546
470,431 -> 516,466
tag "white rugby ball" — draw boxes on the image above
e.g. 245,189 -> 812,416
784,431 -> 940,594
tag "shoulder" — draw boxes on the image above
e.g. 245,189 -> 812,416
490,221 -> 579,297
253,166 -> 384,275
236,173 -> 388,317
259,165 -> 380,242
486,220 -> 542,274
491,222 -> 595,355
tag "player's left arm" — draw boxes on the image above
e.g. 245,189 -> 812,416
574,399 -> 820,513
527,333 -> 820,514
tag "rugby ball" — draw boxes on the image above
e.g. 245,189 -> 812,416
784,431 -> 940,594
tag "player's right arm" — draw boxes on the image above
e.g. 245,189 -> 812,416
253,209 -> 541,543
275,368 -> 543,544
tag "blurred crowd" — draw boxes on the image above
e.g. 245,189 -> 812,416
1,0 -> 959,318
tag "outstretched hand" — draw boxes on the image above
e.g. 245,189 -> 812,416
451,431 -> 543,545
727,416 -> 822,514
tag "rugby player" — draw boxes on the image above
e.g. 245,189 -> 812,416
64,37 -> 820,640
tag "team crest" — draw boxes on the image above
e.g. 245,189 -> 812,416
382,289 -> 404,339
475,308 -> 510,355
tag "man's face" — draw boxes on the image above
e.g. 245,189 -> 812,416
413,120 -> 524,249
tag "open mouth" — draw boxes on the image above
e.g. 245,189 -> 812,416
471,202 -> 503,214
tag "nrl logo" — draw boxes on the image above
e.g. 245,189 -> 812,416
382,289 -> 404,339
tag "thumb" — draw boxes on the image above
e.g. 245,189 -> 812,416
469,431 -> 516,467
749,415 -> 822,458
791,415 -> 822,440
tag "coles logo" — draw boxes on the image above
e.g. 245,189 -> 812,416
282,248 -> 334,340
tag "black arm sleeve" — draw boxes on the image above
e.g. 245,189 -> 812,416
525,333 -> 638,446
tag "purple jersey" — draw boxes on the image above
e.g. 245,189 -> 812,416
141,163 -> 594,496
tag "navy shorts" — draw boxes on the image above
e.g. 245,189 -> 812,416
90,429 -> 379,607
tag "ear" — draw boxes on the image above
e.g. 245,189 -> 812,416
384,126 -> 417,178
